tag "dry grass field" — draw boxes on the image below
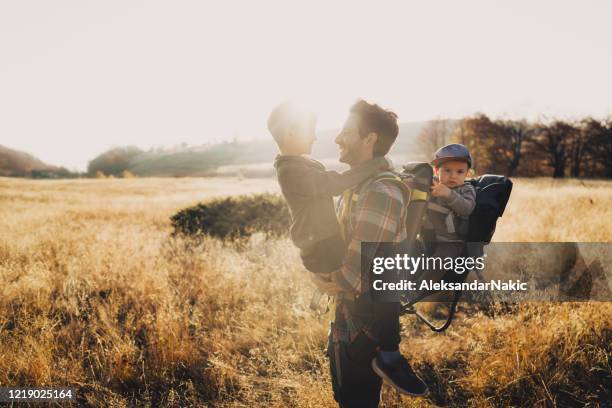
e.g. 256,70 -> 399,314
0,176 -> 610,407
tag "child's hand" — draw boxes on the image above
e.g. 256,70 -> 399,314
430,179 -> 452,198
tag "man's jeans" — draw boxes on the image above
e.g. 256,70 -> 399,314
327,328 -> 382,408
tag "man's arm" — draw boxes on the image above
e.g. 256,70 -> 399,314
330,180 -> 405,295
279,157 -> 389,198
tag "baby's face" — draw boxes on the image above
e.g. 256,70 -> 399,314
436,160 -> 469,188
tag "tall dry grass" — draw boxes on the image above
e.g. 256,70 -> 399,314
0,176 -> 610,407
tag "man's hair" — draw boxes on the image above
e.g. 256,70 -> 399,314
350,99 -> 399,157
267,101 -> 314,145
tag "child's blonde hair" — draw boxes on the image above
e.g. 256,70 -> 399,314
267,101 -> 315,146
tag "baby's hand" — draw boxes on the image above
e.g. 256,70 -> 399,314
430,179 -> 452,198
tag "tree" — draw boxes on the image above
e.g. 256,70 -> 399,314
568,118 -> 593,177
531,120 -> 577,178
581,117 -> 612,178
497,120 -> 535,176
452,114 -> 500,175
416,119 -> 455,160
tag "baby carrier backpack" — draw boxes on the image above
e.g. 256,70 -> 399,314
376,162 -> 513,331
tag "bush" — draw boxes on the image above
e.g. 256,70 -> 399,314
30,167 -> 81,179
170,193 -> 290,239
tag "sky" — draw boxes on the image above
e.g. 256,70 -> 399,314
1,0 -> 611,171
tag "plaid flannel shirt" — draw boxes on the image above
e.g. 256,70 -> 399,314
331,174 -> 407,343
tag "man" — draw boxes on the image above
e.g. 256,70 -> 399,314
312,100 -> 428,407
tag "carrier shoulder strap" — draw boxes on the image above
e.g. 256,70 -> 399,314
338,171 -> 410,241
356,170 -> 410,200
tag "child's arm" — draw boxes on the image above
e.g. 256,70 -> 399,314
280,156 -> 389,197
443,184 -> 476,216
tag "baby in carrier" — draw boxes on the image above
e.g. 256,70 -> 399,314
268,101 -> 389,274
424,143 -> 477,268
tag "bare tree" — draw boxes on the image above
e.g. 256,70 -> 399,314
582,117 -> 612,178
416,119 -> 455,160
531,120 -> 577,178
499,120 -> 535,176
451,114 -> 499,175
568,119 -> 593,177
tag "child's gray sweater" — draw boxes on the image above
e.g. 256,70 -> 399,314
274,155 -> 387,251
424,182 -> 476,242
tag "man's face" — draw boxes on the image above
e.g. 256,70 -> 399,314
335,113 -> 374,165
436,160 -> 469,188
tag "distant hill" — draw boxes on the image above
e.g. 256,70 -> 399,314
0,144 -> 57,177
1,121 -> 431,178
96,121 -> 429,177
125,142 -> 251,177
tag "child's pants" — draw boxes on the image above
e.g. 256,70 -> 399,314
371,300 -> 401,351
300,233 -> 347,274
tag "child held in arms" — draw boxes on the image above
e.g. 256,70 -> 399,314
268,101 -> 390,275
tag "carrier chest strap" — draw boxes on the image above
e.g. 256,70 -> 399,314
427,201 -> 452,214
426,201 -> 456,234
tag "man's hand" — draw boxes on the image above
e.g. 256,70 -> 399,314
430,179 -> 451,198
310,272 -> 344,296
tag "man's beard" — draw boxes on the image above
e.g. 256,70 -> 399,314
339,146 -> 357,165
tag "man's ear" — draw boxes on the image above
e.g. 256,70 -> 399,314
365,132 -> 378,149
